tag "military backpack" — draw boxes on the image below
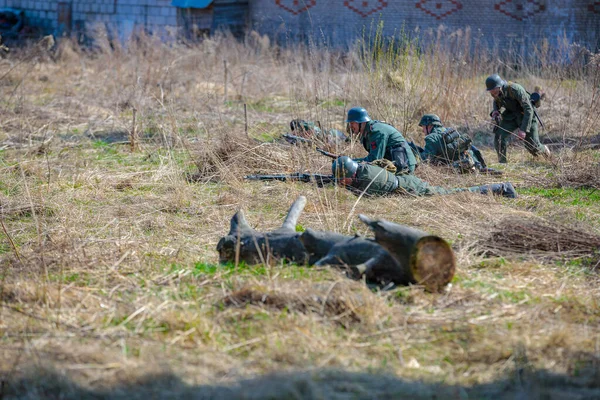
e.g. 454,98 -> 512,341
441,128 -> 472,160
506,81 -> 543,108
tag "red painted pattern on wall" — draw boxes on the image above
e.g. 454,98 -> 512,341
343,0 -> 388,18
494,0 -> 546,21
589,1 -> 600,13
415,0 -> 463,20
275,0 -> 317,15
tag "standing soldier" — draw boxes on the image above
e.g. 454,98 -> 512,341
486,74 -> 550,163
418,114 -> 499,174
332,156 -> 517,198
346,107 -> 417,175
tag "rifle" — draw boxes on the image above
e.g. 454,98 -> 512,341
282,133 -> 313,145
532,108 -> 544,130
316,147 -> 339,159
245,172 -> 336,187
408,141 -> 425,160
283,133 -> 341,160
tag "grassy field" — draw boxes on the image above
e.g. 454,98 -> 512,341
0,32 -> 599,398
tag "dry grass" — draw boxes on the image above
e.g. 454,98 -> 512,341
0,31 -> 599,398
480,217 -> 600,266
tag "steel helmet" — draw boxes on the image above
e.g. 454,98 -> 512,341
290,119 -> 315,132
346,107 -> 371,123
485,74 -> 506,91
418,114 -> 442,127
332,156 -> 358,179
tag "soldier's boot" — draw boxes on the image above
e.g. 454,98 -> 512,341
478,167 -> 504,176
542,145 -> 551,160
478,182 -> 517,199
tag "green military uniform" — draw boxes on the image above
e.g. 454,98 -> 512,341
421,126 -> 477,172
351,162 -> 484,197
290,119 -> 347,144
493,82 -> 545,163
423,126 -> 467,162
332,156 -> 516,198
354,121 -> 417,174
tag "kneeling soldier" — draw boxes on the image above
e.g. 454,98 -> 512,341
332,156 -> 517,198
346,107 -> 417,175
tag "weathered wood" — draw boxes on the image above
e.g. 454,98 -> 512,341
314,236 -> 409,286
276,196 -> 306,233
358,215 -> 456,292
216,196 -> 309,265
299,229 -> 351,265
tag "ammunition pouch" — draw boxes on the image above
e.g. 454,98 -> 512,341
389,144 -> 411,175
372,159 -> 397,173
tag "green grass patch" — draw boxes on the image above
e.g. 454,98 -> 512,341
48,272 -> 91,285
521,187 -> 600,206
191,261 -> 267,277
0,179 -> 20,196
0,242 -> 10,255
320,98 -> 346,108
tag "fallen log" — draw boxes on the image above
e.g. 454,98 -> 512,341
359,215 -> 456,292
215,198 -> 456,292
314,235 -> 407,286
299,228 -> 352,265
216,196 -> 309,265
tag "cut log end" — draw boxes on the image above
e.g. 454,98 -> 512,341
410,237 -> 456,293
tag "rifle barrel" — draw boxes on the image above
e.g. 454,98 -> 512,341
244,173 -> 336,187
283,133 -> 313,145
316,147 -> 338,159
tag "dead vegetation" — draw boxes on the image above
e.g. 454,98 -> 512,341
553,158 -> 600,189
0,29 -> 599,398
221,283 -> 369,326
480,217 -> 600,266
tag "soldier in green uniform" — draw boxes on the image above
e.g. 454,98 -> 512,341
486,74 -> 550,163
288,119 -> 348,145
346,107 -> 417,175
332,156 -> 517,198
418,114 -> 499,174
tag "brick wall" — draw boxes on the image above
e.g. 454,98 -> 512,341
250,0 -> 600,51
1,0 -> 598,52
1,0 -> 178,38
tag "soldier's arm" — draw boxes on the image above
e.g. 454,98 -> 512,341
513,84 -> 534,132
493,99 -> 500,113
421,136 -> 443,161
361,132 -> 388,162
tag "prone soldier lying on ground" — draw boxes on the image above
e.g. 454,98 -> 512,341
417,114 -> 502,175
245,156 -> 517,198
332,156 -> 517,198
283,119 -> 348,146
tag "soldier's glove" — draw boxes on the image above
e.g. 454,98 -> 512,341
491,110 -> 501,125
372,159 -> 397,173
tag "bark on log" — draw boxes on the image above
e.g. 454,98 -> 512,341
216,196 -> 309,265
299,229 -> 352,265
359,214 -> 456,292
313,236 -> 409,286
